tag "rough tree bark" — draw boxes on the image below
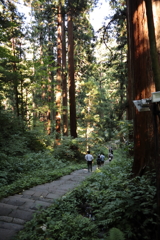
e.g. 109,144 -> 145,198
144,1 -> 160,239
127,1 -> 160,238
126,0 -> 155,176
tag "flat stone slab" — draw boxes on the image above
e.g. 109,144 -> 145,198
70,169 -> 88,174
8,209 -> 34,221
45,192 -> 65,199
13,218 -> 26,225
0,203 -> 18,216
19,200 -> 36,210
0,221 -> 23,231
22,190 -> 35,195
0,228 -> 18,240
59,175 -> 73,180
0,216 -> 13,223
2,197 -> 27,207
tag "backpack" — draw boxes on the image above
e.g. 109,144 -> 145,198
97,155 -> 101,164
100,155 -> 105,161
109,153 -> 113,161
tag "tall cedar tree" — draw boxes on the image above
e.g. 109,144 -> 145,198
31,0 -> 57,134
126,0 -> 156,176
1,1 -> 26,118
67,5 -> 77,138
56,4 -> 62,139
144,0 -> 160,238
62,11 -> 68,136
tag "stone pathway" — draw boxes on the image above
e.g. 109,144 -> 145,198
0,163 -> 106,240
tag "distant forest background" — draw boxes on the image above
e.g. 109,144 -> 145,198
0,0 -> 128,148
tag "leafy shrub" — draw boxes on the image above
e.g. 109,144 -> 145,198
107,227 -> 125,240
25,131 -> 46,152
83,161 -> 157,240
53,136 -> 84,162
0,110 -> 46,156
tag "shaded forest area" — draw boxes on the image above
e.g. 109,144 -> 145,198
0,0 -> 128,188
1,0 -> 160,239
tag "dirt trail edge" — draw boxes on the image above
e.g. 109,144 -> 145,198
0,163 -> 106,240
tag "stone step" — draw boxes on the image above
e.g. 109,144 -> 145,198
0,226 -> 23,240
0,216 -> 25,225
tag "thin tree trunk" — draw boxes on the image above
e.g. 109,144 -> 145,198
47,26 -> 55,135
62,12 -> 68,136
19,40 -> 24,120
20,78 -> 24,119
126,0 -> 134,121
68,10 -> 77,138
56,4 -> 62,140
11,38 -> 19,117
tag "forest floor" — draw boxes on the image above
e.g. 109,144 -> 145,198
0,160 -> 109,240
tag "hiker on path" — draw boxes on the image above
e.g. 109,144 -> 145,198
85,151 -> 94,172
109,146 -> 113,154
108,146 -> 113,161
100,153 -> 105,166
97,154 -> 101,169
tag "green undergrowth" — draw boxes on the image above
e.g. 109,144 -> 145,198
0,110 -> 88,199
15,151 -> 158,240
0,151 -> 86,199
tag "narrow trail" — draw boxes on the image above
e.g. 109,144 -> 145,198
0,162 -> 108,240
